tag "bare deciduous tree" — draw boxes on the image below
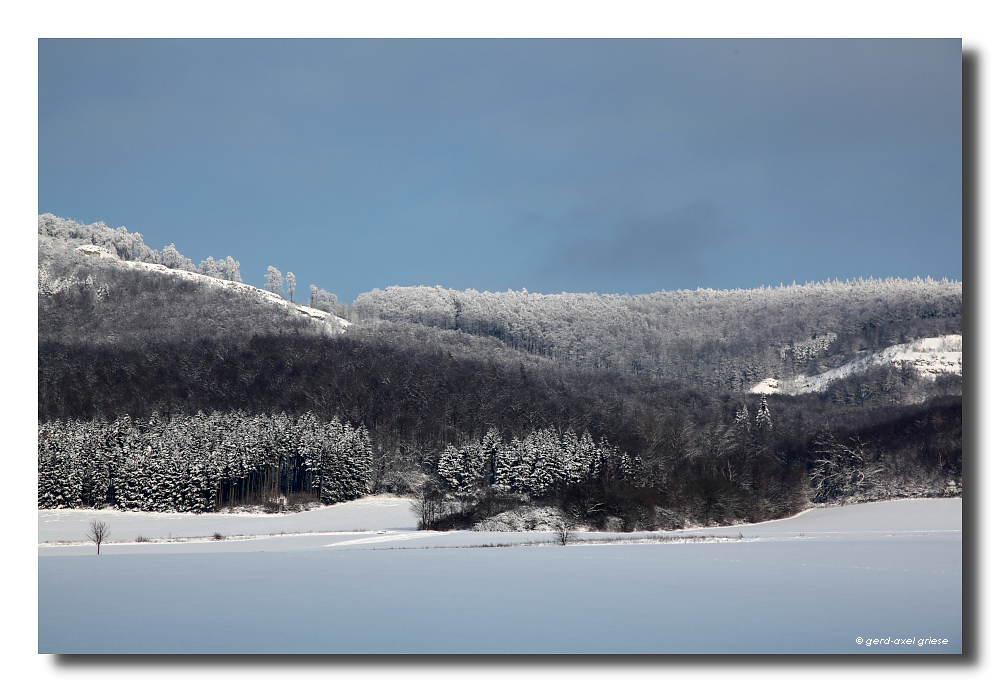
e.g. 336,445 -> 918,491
410,482 -> 446,530
86,519 -> 110,554
553,519 -> 575,546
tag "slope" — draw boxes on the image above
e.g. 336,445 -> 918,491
750,334 -> 962,396
354,280 -> 962,391
71,242 -> 350,334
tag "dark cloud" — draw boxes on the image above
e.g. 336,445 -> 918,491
546,202 -> 730,287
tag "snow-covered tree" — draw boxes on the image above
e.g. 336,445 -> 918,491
735,404 -> 751,432
222,256 -> 242,282
37,411 -> 374,513
526,428 -> 561,495
480,428 -> 503,487
309,286 -> 338,312
494,436 -> 532,494
265,266 -> 285,297
437,444 -> 469,491
286,272 -> 296,303
551,430 -> 594,486
161,244 -> 197,272
199,256 -> 225,279
755,396 -> 772,430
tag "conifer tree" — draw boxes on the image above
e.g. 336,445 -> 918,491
437,444 -> 467,491
736,404 -> 751,432
755,396 -> 772,430
480,428 -> 503,487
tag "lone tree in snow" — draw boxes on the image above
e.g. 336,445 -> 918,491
553,519 -> 575,546
86,520 -> 110,555
286,271 -> 296,303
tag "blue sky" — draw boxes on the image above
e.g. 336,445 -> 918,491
38,38 -> 962,302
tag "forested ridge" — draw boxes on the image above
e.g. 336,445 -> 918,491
37,215 -> 962,528
355,279 -> 961,390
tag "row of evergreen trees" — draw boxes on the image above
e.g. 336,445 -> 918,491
419,396 -> 807,530
38,411 -> 372,512
436,427 -> 640,497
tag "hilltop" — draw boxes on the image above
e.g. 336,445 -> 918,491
354,279 -> 962,392
39,218 -> 347,347
70,242 -> 350,335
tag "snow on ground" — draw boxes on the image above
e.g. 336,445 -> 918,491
676,497 -> 962,536
750,334 -> 962,395
74,244 -> 117,259
39,498 -> 962,653
38,494 -> 416,544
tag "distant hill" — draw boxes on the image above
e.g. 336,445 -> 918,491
354,279 -> 962,392
38,214 -> 962,526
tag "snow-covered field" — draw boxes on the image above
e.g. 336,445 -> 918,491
38,497 -> 962,654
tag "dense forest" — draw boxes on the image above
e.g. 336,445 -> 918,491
37,215 -> 962,529
38,412 -> 371,512
354,279 -> 962,391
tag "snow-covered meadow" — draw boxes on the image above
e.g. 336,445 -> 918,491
38,497 -> 961,654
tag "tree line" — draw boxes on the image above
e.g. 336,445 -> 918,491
39,214 -> 350,317
353,279 -> 961,390
39,324 -> 962,505
38,411 -> 372,512
38,235 -> 335,349
38,213 -> 242,282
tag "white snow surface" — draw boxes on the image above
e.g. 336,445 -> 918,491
74,244 -> 117,259
750,334 -> 962,395
38,494 -> 415,544
39,497 -> 961,653
75,248 -> 350,333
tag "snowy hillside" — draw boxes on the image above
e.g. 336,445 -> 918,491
750,334 -> 962,395
73,244 -> 351,334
